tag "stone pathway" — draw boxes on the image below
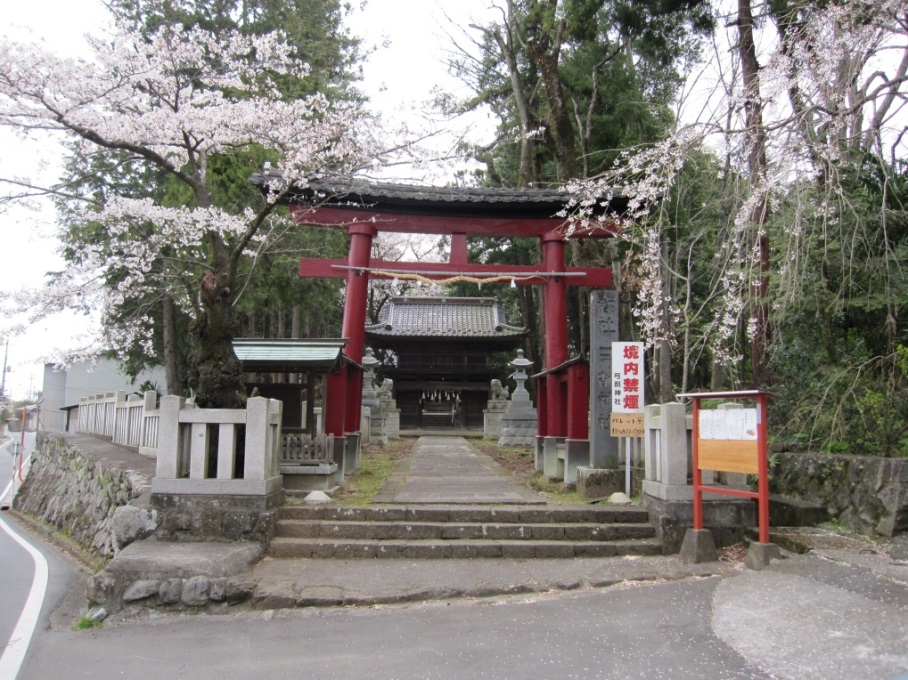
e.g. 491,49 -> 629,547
373,436 -> 545,505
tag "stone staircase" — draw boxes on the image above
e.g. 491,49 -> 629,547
268,504 -> 662,559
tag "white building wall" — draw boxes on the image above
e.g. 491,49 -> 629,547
41,359 -> 167,432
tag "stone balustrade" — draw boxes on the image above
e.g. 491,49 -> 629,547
150,396 -> 284,542
152,395 -> 283,497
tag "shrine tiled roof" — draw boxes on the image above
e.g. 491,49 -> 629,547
365,297 -> 526,339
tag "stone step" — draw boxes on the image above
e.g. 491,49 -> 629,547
268,536 -> 664,559
275,519 -> 657,542
279,504 -> 651,525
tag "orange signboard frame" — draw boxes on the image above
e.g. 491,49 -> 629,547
678,390 -> 771,545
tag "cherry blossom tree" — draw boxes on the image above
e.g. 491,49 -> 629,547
0,20 -> 379,407
565,0 -> 907,404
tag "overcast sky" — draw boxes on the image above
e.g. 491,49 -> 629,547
0,0 -> 494,401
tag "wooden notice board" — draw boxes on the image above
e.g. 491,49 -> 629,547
697,409 -> 759,474
610,412 -> 644,437
678,390 -> 771,544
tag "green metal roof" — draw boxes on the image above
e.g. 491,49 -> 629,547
233,339 -> 347,371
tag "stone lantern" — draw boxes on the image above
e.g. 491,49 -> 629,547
508,349 -> 533,401
498,349 -> 538,447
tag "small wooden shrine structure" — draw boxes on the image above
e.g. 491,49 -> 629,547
233,338 -> 348,434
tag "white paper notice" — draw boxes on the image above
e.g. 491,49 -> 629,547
699,409 -> 758,440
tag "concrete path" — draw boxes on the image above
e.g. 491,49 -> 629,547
373,436 -> 545,505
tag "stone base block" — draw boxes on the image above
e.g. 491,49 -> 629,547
498,412 -> 538,448
151,489 -> 283,543
483,411 -> 504,440
644,494 -> 756,554
344,433 -> 361,474
333,436 -> 347,484
88,539 -> 263,614
679,528 -> 718,563
281,463 -> 339,492
543,437 -> 565,480
768,494 -> 829,527
498,436 -> 537,446
745,542 -> 782,570
535,437 -> 544,472
563,440 -> 590,484
577,467 -> 624,499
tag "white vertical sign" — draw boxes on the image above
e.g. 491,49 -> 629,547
611,342 -> 644,413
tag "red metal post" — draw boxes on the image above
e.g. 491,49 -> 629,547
535,376 -> 548,438
566,364 -> 589,439
345,366 -> 363,433
450,233 -> 468,266
692,397 -> 703,530
757,393 -> 770,543
342,224 -> 377,362
325,367 -> 347,438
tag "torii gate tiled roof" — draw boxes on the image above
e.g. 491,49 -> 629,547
254,173 -> 629,233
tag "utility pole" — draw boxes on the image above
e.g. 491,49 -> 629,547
1,337 -> 8,397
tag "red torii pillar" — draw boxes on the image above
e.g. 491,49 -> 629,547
541,232 -> 569,437
324,223 -> 376,479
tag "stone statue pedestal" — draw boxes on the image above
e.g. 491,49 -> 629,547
483,379 -> 510,439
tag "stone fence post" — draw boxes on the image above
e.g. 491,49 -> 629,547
642,402 -> 691,501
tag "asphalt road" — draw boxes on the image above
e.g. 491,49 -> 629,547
19,577 -> 769,680
1,430 -> 81,680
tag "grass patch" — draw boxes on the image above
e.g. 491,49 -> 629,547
334,438 -> 416,505
820,518 -> 848,532
73,617 -> 103,631
471,439 -> 591,505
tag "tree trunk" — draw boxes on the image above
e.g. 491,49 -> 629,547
492,17 -> 538,187
738,0 -> 772,388
291,305 -> 301,338
710,358 -> 725,392
187,232 -> 246,409
525,5 -> 577,181
654,339 -> 674,403
518,286 -> 542,368
161,294 -> 181,395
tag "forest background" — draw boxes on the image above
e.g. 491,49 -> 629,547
1,0 -> 906,456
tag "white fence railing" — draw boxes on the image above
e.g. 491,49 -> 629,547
78,390 -> 161,456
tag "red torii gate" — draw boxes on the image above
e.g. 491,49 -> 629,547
286,179 -> 623,474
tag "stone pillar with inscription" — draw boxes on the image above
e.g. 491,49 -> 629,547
589,290 -> 620,469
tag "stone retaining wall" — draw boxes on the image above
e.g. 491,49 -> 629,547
13,434 -> 150,558
772,452 -> 908,537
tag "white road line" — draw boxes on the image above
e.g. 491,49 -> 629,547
0,514 -> 49,680
0,434 -> 47,680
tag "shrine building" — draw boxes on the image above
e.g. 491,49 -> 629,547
365,295 -> 526,430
